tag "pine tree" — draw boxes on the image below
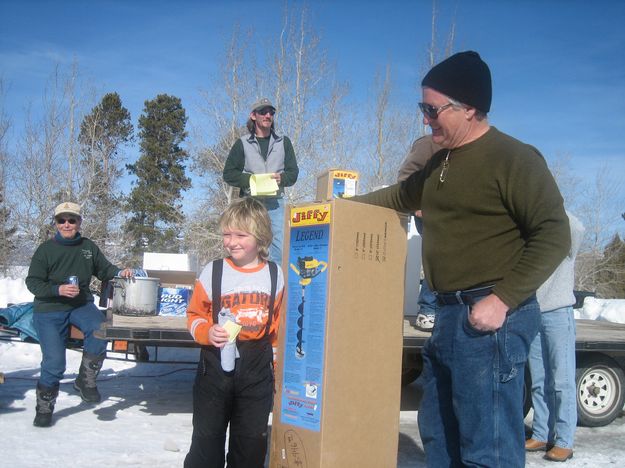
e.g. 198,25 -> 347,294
78,92 -> 133,251
125,94 -> 191,261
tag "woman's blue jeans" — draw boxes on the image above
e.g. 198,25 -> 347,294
417,296 -> 540,467
257,196 -> 285,265
33,303 -> 108,388
528,306 -> 577,449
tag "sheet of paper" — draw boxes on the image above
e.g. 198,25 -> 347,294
223,320 -> 242,342
250,173 -> 279,196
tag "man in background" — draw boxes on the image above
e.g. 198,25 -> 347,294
526,211 -> 585,462
397,135 -> 441,331
223,98 -> 299,265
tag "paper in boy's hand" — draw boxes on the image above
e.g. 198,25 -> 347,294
250,173 -> 279,196
223,320 -> 242,342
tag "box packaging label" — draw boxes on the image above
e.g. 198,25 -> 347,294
280,204 -> 331,431
331,170 -> 358,199
158,287 -> 191,316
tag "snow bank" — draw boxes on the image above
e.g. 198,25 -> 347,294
0,268 -> 34,308
576,297 -> 625,323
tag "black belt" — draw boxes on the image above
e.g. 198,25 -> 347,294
434,285 -> 494,306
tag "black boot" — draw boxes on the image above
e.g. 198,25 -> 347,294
33,383 -> 59,427
74,352 -> 105,403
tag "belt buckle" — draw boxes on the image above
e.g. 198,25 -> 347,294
455,291 -> 463,305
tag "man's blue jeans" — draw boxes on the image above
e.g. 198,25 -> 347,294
258,196 -> 285,265
418,280 -> 438,316
414,216 -> 437,316
33,303 -> 108,388
417,296 -> 540,467
528,306 -> 577,449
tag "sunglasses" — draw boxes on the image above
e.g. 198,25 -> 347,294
56,217 -> 78,225
418,102 -> 454,120
256,107 -> 275,116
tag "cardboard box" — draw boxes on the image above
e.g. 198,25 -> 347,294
270,198 -> 407,468
145,269 -> 197,317
158,287 -> 193,316
316,169 -> 359,201
143,252 -> 199,272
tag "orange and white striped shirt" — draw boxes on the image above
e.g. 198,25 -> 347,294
187,257 -> 284,349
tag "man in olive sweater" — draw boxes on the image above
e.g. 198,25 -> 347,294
353,51 -> 570,467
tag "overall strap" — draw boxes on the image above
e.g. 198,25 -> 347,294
211,258 -> 224,323
264,260 -> 278,336
213,258 -> 276,337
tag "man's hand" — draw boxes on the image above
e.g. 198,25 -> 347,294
469,294 -> 509,332
271,172 -> 282,186
208,324 -> 229,348
59,284 -> 79,298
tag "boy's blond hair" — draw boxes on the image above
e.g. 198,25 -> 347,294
219,197 -> 273,261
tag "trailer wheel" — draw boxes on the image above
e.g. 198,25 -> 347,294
576,355 -> 625,427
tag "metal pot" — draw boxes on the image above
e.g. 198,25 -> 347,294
111,276 -> 160,316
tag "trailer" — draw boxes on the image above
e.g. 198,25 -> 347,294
97,310 -> 625,428
401,316 -> 625,428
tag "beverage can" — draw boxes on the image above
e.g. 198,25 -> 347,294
68,276 -> 79,286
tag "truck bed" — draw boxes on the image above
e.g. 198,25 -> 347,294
402,318 -> 625,354
97,312 -> 625,354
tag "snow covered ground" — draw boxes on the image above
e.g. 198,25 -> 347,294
1,274 -> 625,467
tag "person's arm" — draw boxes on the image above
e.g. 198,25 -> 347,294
187,270 -> 221,347
491,152 -> 571,309
568,213 -> 585,259
279,137 -> 299,188
223,139 -> 251,189
351,168 -> 424,213
25,246 -> 58,298
397,136 -> 441,182
269,268 -> 286,365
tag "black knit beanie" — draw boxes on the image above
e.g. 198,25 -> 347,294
421,51 -> 492,113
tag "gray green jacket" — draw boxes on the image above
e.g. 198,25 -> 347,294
536,212 -> 585,312
26,235 -> 121,312
223,130 -> 298,198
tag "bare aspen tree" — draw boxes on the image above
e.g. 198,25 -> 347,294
547,153 -> 583,213
317,82 -> 357,172
12,66 -> 71,253
76,92 -> 133,264
414,0 -> 457,135
65,59 -> 79,200
0,78 -> 17,272
187,25 -> 257,263
574,165 -> 624,296
267,5 -> 330,202
364,64 -> 416,191
8,64 -> 90,261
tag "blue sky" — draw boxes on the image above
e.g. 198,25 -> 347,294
1,0 -> 624,227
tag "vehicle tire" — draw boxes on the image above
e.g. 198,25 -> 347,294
576,354 -> 625,427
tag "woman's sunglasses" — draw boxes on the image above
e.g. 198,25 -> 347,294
56,217 -> 78,225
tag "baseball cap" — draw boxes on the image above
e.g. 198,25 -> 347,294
54,202 -> 82,218
250,98 -> 276,113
